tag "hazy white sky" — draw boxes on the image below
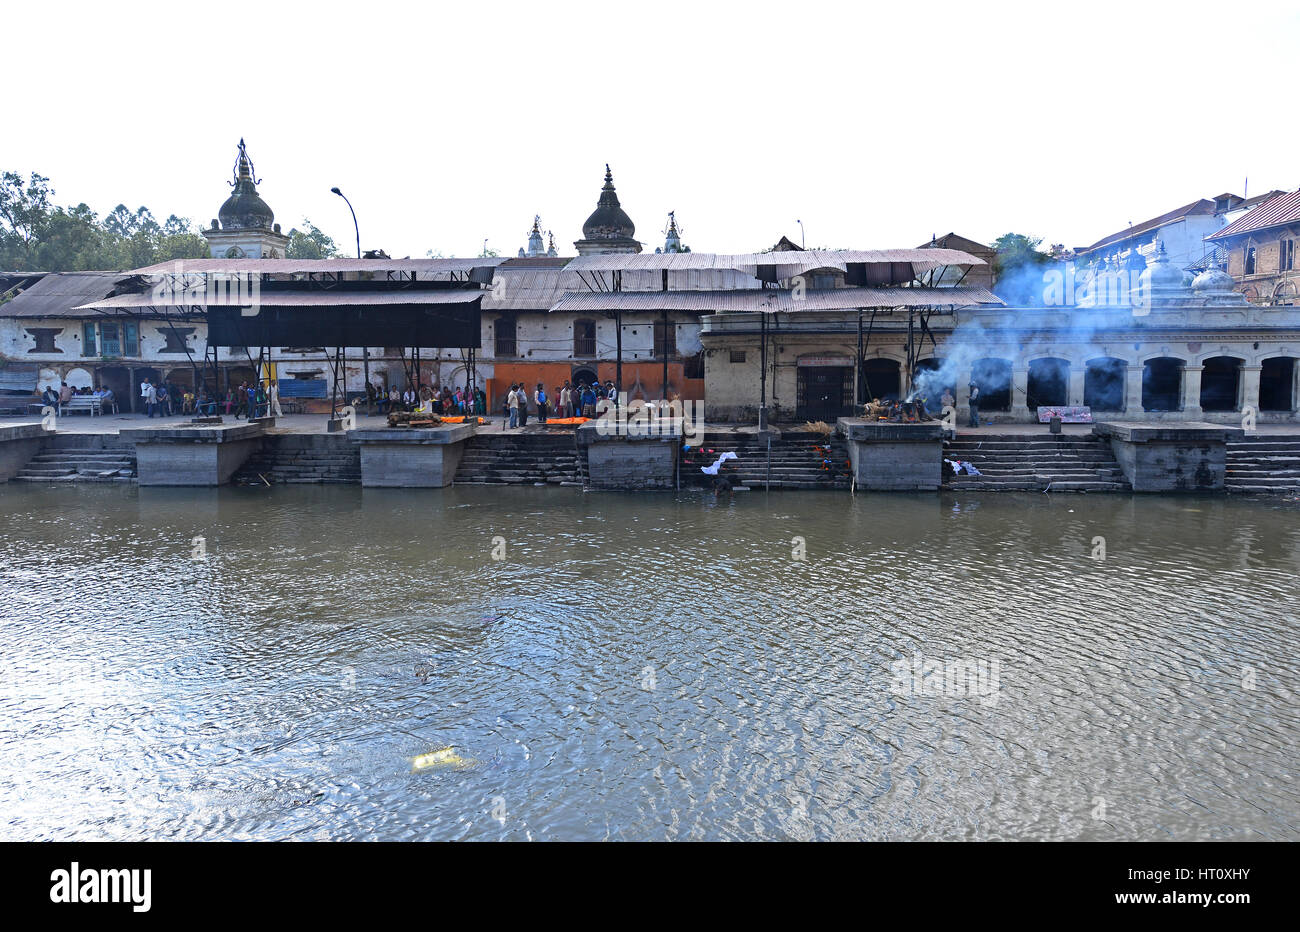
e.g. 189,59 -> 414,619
9,0 -> 1298,259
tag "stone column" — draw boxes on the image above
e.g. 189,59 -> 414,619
1125,365 -> 1144,414
1011,367 -> 1030,420
1181,365 -> 1204,418
955,379 -> 971,425
1068,366 -> 1085,407
1241,365 -> 1262,414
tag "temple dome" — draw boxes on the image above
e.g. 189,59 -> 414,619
1138,240 -> 1186,291
1192,264 -> 1235,294
218,139 -> 275,231
582,165 -> 636,240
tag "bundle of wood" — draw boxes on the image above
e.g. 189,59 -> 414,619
387,410 -> 442,428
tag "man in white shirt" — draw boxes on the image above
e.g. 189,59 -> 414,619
507,384 -> 519,429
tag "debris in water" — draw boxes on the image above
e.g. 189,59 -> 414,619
411,746 -> 467,771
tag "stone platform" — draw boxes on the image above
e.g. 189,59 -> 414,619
119,423 -> 265,486
348,423 -> 476,487
837,419 -> 944,491
577,422 -> 681,490
0,424 -> 51,480
1093,421 -> 1244,491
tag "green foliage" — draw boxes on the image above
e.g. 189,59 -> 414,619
286,219 -> 341,259
992,232 -> 1051,276
992,232 -> 1056,305
0,170 -> 209,271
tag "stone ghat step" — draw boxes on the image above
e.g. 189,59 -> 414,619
1227,467 -> 1300,477
948,478 -> 1130,491
1224,475 -> 1300,486
1226,483 -> 1300,493
944,453 -> 1118,462
11,474 -> 135,483
24,458 -> 135,469
955,467 -> 1124,477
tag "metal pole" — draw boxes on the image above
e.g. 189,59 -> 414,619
332,187 -> 370,417
661,306 -> 668,401
758,312 -> 768,431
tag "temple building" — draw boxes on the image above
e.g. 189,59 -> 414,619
517,216 -> 557,258
6,144 -> 1300,427
572,165 -> 641,256
656,212 -> 690,254
202,140 -> 290,259
1207,187 -> 1300,305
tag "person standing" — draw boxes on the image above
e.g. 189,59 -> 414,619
269,380 -> 283,418
140,378 -> 153,417
560,381 -> 572,419
507,383 -> 519,429
968,381 -> 981,428
534,383 -> 548,424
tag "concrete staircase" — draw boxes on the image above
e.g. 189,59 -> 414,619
1225,435 -> 1300,493
11,435 -> 136,482
943,434 -> 1131,492
231,435 -> 360,484
683,431 -> 851,490
454,430 -> 583,486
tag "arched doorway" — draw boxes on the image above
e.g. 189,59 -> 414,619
1260,357 -> 1296,411
165,368 -> 194,389
1084,357 -> 1125,411
64,367 -> 93,390
98,365 -> 131,410
571,366 -> 598,389
971,358 -> 1012,411
913,358 -> 952,412
1027,358 -> 1069,408
1142,358 -> 1183,411
860,358 -> 901,402
1200,357 -> 1241,411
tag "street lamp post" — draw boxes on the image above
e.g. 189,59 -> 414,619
332,187 -> 370,415
797,219 -> 805,249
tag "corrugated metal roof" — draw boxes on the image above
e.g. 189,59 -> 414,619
550,287 -> 1002,314
482,267 -> 760,312
0,362 -> 39,392
1208,189 -> 1300,241
562,248 -> 984,275
77,289 -> 484,310
0,271 -> 132,318
128,257 -> 507,275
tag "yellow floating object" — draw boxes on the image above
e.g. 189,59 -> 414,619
411,746 -> 465,771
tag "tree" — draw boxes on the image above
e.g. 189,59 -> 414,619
1,169 -> 208,271
0,171 -> 53,265
286,219 -> 341,259
992,232 -> 1055,305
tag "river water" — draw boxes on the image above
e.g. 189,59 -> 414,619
0,483 -> 1296,841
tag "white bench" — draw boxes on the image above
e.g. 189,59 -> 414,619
61,396 -> 103,416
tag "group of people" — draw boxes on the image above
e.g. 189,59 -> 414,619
503,379 -> 618,429
40,382 -> 117,413
137,377 -> 283,419
363,382 -> 486,417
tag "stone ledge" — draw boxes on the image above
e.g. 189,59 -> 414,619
119,423 -> 265,444
576,422 -> 682,445
1093,421 -> 1245,443
837,418 -> 944,441
348,424 -> 476,445
0,424 -> 51,443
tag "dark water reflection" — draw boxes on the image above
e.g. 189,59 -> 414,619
0,484 -> 1296,840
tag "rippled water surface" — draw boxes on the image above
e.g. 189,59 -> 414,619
1,483 -> 1296,840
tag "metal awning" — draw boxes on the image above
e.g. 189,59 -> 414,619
76,289 -> 487,310
549,286 -> 1002,314
562,248 -> 985,276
